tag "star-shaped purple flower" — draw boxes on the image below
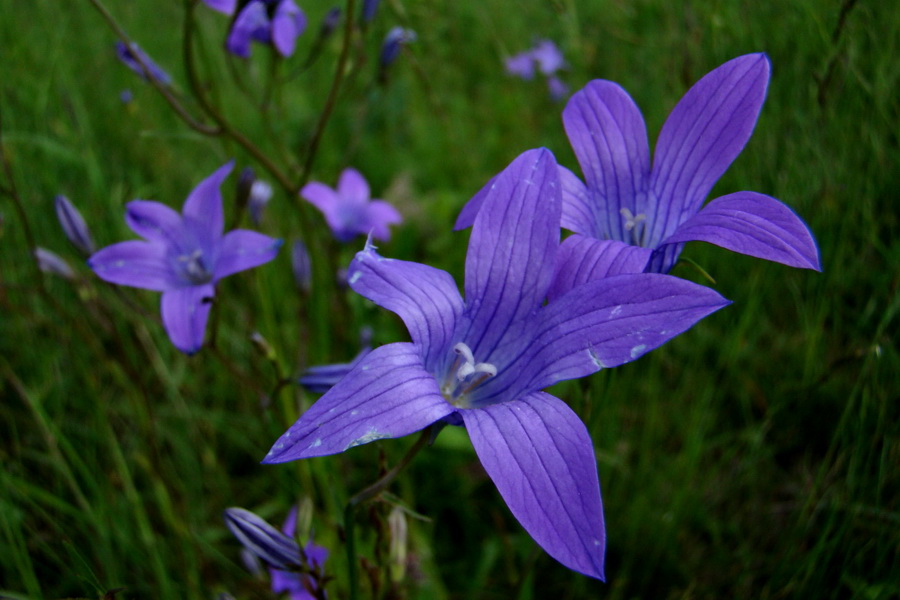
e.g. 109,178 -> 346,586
89,162 -> 282,354
225,0 -> 307,58
300,168 -> 402,243
265,148 -> 729,579
558,53 -> 820,281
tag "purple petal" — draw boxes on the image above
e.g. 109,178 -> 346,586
524,273 -> 729,391
462,392 -> 605,579
548,235 -> 653,300
563,79 -> 650,241
453,172 -> 496,231
89,240 -> 178,291
462,148 -> 561,359
505,51 -> 536,80
215,229 -> 282,279
125,200 -> 184,244
161,284 -> 215,354
263,343 -> 454,462
182,161 -> 233,238
349,245 -> 464,373
558,166 -> 596,236
365,200 -> 402,241
272,0 -> 306,57
336,168 -> 370,203
660,191 -> 821,270
649,54 -> 770,243
202,0 -> 237,14
227,2 -> 270,57
301,181 -> 340,224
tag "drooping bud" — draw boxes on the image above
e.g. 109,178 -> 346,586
35,248 -> 75,280
115,41 -> 172,86
380,27 -> 417,68
54,195 -> 96,256
248,180 -> 273,226
361,0 -> 380,23
223,507 -> 302,571
320,7 -> 342,37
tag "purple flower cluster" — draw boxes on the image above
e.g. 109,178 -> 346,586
505,39 -> 568,101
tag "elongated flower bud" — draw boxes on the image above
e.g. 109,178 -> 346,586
291,240 -> 312,292
35,248 -> 75,280
224,507 -> 302,571
55,195 -> 95,256
388,506 -> 408,583
115,41 -> 172,85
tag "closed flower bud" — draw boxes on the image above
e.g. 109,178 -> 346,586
35,248 -> 76,280
291,240 -> 312,292
388,506 -> 408,583
55,195 -> 95,256
224,507 -> 303,571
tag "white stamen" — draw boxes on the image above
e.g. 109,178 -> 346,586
619,207 -> 646,231
453,342 -> 475,365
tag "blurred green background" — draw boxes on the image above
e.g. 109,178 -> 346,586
1,0 -> 898,598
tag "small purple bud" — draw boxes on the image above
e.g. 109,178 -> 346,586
380,27 -> 417,67
35,248 -> 76,280
120,89 -> 134,104
248,180 -> 273,226
547,75 -> 569,102
224,508 -> 303,571
54,195 -> 95,256
362,0 -> 380,23
290,240 -> 312,292
115,41 -> 172,86
321,7 -> 342,37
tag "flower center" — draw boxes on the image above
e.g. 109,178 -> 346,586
620,207 -> 648,246
441,342 -> 497,408
177,248 -> 213,284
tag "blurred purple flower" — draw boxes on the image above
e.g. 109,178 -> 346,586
120,89 -> 134,104
320,7 -> 342,37
380,27 -> 416,67
55,195 -> 95,256
504,51 -> 536,80
301,168 -> 401,243
532,39 -> 566,75
88,162 -> 281,354
227,0 -> 307,58
115,41 -> 172,85
35,248 -> 75,280
265,148 -> 730,579
554,53 -> 821,280
504,40 -> 567,100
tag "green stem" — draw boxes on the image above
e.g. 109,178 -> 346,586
343,426 -> 432,600
85,0 -> 220,135
298,0 -> 357,190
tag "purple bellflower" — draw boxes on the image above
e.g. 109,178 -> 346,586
265,148 -> 730,579
555,53 -> 820,280
88,162 -> 282,355
301,167 -> 402,243
115,41 -> 172,86
226,0 -> 307,58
